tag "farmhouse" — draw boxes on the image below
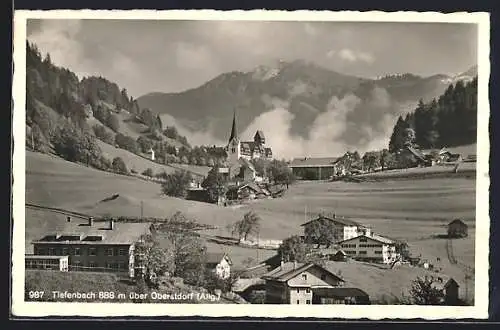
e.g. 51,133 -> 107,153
25,254 -> 69,272
31,216 -> 152,278
206,253 -> 233,279
301,214 -> 371,244
338,234 -> 399,264
262,262 -> 345,304
225,111 -> 272,169
288,157 -> 339,180
447,219 -> 468,238
226,182 -> 270,201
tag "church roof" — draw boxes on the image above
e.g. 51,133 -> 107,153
229,110 -> 238,143
255,130 -> 265,140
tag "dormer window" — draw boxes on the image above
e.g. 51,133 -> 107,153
302,274 -> 307,281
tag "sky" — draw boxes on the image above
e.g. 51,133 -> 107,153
26,19 -> 478,98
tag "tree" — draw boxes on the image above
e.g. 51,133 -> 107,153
388,116 -> 410,152
112,157 -> 128,174
403,128 -> 416,146
231,211 -> 261,241
92,124 -> 114,145
278,235 -> 311,262
160,170 -> 193,198
135,233 -> 175,281
303,216 -> 337,247
268,160 -> 295,188
106,113 -> 120,132
137,136 -> 154,154
362,151 -> 381,172
168,229 -> 206,286
201,165 -> 228,203
142,168 -> 154,177
409,276 -> 445,305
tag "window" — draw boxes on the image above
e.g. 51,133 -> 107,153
231,147 -> 236,153
119,248 -> 127,256
74,248 -> 81,256
89,248 -> 97,256
359,251 -> 367,255
107,248 -> 114,256
375,250 -> 383,254
48,248 -> 55,255
320,274 -> 326,281
89,261 -> 96,268
296,300 -> 300,304
62,248 -> 68,255
302,274 -> 307,280
297,288 -> 300,293
306,300 -> 311,304
306,288 -> 311,293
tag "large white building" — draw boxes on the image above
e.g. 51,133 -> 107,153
338,234 -> 399,264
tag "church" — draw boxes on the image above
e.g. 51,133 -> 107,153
223,111 -> 273,182
226,111 -> 273,164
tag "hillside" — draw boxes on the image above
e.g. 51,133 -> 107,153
138,60 -> 477,148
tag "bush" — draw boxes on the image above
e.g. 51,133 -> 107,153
142,168 -> 154,177
106,114 -> 120,132
160,170 -> 193,198
92,124 -> 115,145
112,157 -> 128,174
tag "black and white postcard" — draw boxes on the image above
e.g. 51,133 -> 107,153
11,10 -> 490,319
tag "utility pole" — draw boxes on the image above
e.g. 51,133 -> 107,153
140,200 -> 144,218
31,130 -> 35,150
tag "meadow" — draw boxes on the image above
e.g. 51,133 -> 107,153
23,150 -> 477,303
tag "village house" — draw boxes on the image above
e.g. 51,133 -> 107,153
226,182 -> 271,201
206,252 -> 233,279
447,219 -> 468,238
25,255 -> 69,272
147,148 -> 155,161
337,234 -> 399,264
300,213 -> 371,244
288,157 -> 339,180
262,261 -> 345,304
30,216 -> 152,278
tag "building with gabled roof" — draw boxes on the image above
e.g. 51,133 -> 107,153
205,252 -> 233,279
447,219 -> 468,238
300,213 -> 371,244
288,157 -> 339,180
262,261 -> 345,304
337,234 -> 399,264
31,216 -> 152,278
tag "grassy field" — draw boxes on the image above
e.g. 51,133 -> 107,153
24,150 -> 477,303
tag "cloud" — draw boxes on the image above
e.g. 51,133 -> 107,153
329,48 -> 375,64
240,94 -> 364,160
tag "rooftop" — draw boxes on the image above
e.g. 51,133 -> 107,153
206,252 -> 232,265
301,215 -> 361,227
338,234 -> 395,245
289,157 -> 339,168
25,254 -> 68,260
262,262 -> 344,283
32,219 -> 152,245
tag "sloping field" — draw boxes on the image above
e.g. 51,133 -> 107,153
24,151 -> 477,302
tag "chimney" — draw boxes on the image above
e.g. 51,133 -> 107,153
333,213 -> 336,219
293,260 -> 297,270
67,216 -> 71,222
109,219 -> 115,230
88,217 -> 94,226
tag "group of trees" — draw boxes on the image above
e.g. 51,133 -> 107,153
250,158 -> 295,187
389,78 -> 477,151
230,211 -> 261,241
136,211 -> 239,292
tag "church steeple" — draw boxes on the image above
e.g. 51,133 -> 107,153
229,109 -> 238,143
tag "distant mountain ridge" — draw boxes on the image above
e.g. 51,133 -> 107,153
138,60 -> 477,150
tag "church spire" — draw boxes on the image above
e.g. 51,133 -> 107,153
229,109 -> 238,142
